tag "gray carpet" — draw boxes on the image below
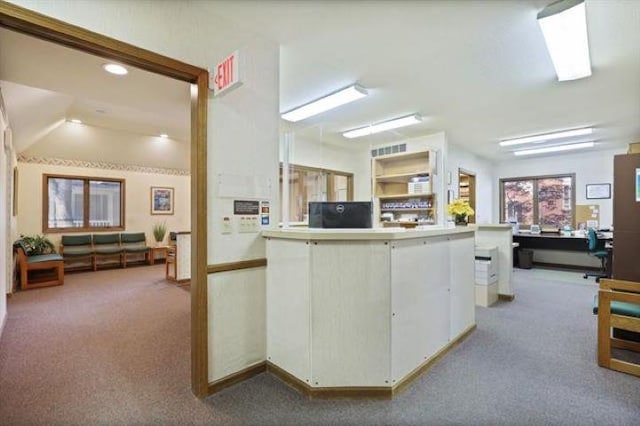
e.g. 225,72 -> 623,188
1,267 -> 638,425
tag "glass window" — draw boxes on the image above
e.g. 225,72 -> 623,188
503,180 -> 534,225
280,164 -> 353,224
501,174 -> 574,227
44,174 -> 125,232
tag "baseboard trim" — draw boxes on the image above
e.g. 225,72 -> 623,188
498,294 -> 515,301
266,323 -> 477,400
266,361 -> 392,399
532,262 -> 599,272
207,361 -> 266,395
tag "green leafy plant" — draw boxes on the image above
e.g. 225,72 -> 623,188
19,234 -> 55,255
152,221 -> 168,243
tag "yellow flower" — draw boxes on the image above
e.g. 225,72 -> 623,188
447,199 -> 475,217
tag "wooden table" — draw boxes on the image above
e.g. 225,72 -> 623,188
150,246 -> 170,264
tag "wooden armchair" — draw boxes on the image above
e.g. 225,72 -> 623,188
14,241 -> 64,290
596,278 -> 640,377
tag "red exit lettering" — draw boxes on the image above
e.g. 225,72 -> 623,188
215,54 -> 235,90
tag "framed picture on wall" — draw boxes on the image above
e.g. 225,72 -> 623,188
150,186 -> 174,215
586,183 -> 611,200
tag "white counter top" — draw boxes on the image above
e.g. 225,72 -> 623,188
262,225 -> 475,241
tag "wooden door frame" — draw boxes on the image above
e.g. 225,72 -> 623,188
458,168 -> 476,224
0,2 -> 210,398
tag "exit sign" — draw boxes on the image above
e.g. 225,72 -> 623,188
210,50 -> 242,96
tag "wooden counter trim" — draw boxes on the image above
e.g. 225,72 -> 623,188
266,362 -> 392,399
207,258 -> 267,274
0,2 -> 210,399
391,324 -> 476,397
265,324 -> 477,400
208,362 -> 267,395
498,294 -> 515,302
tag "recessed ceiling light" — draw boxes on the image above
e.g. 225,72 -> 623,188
159,134 -> 169,139
69,119 -> 82,124
499,127 -> 593,147
513,141 -> 595,156
102,63 -> 128,75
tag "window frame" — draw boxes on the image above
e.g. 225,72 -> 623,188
279,163 -> 354,224
42,173 -> 126,233
499,173 -> 576,228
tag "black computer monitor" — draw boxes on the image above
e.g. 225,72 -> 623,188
308,202 -> 373,229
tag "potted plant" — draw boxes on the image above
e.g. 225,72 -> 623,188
152,221 -> 168,246
19,234 -> 56,255
447,199 -> 475,226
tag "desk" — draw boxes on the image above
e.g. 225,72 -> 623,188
513,232 -> 612,273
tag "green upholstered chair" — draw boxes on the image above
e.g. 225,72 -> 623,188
120,232 -> 152,267
14,240 -> 64,290
583,228 -> 608,282
60,234 -> 94,271
594,279 -> 640,377
92,233 -> 123,271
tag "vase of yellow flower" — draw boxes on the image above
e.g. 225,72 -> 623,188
447,198 -> 475,226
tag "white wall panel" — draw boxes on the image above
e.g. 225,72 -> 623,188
208,269 -> 266,382
266,239 -> 311,382
449,234 -> 475,338
176,233 -> 191,281
391,236 -> 450,382
310,241 -> 391,387
447,142 -> 495,224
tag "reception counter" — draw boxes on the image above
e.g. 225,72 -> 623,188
263,226 -> 476,398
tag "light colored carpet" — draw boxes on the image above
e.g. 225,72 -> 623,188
1,266 -> 638,425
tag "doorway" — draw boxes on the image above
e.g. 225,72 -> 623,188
0,3 -> 209,397
458,169 -> 476,224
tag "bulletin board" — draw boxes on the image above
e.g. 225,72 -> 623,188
576,204 -> 599,229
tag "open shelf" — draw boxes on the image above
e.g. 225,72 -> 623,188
375,171 -> 430,183
378,193 -> 434,199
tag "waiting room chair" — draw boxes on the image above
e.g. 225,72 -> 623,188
583,228 -> 607,283
93,233 -> 123,271
14,241 -> 64,290
594,278 -> 640,377
120,232 -> 152,267
165,232 -> 177,281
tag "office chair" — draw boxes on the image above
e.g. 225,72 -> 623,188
583,228 -> 608,282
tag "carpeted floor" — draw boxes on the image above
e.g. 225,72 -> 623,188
0,266 -> 638,425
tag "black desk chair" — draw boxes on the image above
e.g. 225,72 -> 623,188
584,228 -> 608,282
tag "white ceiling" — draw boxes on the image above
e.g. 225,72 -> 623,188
1,1 -> 639,164
0,27 -> 191,154
209,0 -> 640,160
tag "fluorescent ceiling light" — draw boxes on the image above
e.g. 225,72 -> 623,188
343,114 -> 422,139
159,133 -> 169,139
281,84 -> 367,122
500,127 -> 593,147
514,141 -> 594,156
69,118 -> 82,124
102,63 -> 128,75
537,0 -> 591,81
